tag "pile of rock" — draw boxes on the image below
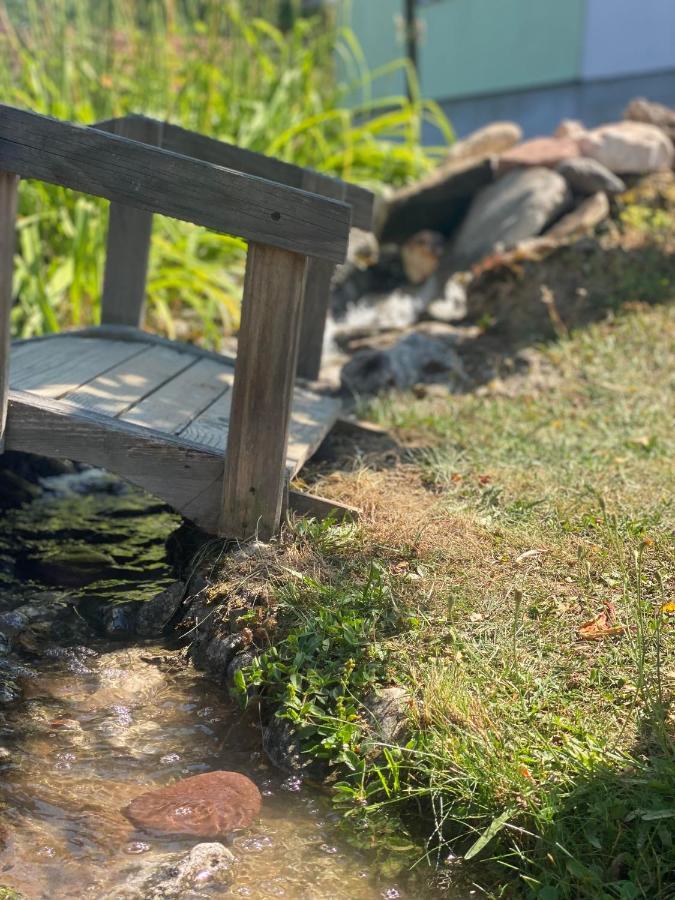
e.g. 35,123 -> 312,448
331,98 -> 674,394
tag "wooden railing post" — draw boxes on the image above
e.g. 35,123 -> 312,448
100,118 -> 163,328
221,243 -> 308,540
0,170 -> 18,452
296,173 -> 347,381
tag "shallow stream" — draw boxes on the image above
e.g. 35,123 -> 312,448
0,464 -> 445,899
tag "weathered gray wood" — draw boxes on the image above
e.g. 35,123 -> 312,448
62,344 -> 196,416
0,104 -> 350,263
296,172 -> 345,381
221,243 -> 308,540
179,384 -> 339,475
332,417 -> 390,439
0,170 -> 18,451
121,357 -> 233,433
10,336 -> 144,398
287,489 -> 360,523
13,325 -> 238,369
179,379 -> 235,449
286,389 -> 341,476
95,116 -> 375,231
101,118 -> 162,327
5,389 -> 223,531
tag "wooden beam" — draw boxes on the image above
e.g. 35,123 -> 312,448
288,488 -> 359,523
296,171 -> 345,381
5,389 -> 223,531
95,116 -> 375,231
221,243 -> 307,541
0,104 -> 350,262
101,117 -> 162,327
0,170 -> 18,452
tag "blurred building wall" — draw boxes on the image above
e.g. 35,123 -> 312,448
342,0 -> 675,139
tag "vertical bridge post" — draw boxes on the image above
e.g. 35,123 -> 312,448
221,243 -> 308,540
296,172 -> 347,381
100,117 -> 163,327
0,170 -> 18,452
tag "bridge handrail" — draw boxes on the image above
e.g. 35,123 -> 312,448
94,114 -> 374,232
0,104 -> 350,263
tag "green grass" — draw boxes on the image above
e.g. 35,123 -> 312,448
229,301 -> 674,898
1,0 -> 451,342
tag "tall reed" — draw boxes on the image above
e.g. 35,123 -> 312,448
0,0 -> 452,343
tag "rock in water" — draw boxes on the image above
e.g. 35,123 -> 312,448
579,122 -> 674,174
135,581 -> 185,637
557,157 -> 626,195
123,771 -> 261,837
108,843 -> 235,899
447,167 -> 571,271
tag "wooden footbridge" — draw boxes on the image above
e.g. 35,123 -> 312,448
0,106 -> 373,539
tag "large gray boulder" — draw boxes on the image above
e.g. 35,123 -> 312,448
557,157 -> 626,195
380,155 -> 495,243
447,167 -> 572,271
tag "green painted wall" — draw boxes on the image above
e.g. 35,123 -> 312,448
420,0 -> 586,99
344,0 -> 587,102
342,0 -> 406,101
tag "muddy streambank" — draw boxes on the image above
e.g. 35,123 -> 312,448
0,454 -> 442,900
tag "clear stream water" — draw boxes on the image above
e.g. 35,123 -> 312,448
0,467 -> 456,899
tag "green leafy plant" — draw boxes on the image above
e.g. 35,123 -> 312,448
0,0 -> 452,341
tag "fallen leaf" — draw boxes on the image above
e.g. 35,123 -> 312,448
577,603 -> 626,641
469,612 -> 484,623
515,549 -> 549,565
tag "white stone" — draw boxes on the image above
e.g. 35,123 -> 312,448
580,121 -> 674,174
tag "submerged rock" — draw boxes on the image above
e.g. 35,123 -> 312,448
135,582 -> 185,637
0,470 -> 42,510
30,548 -> 117,588
123,770 -> 261,837
109,842 -> 235,900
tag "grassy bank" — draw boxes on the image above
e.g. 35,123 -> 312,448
219,294 -> 673,898
1,0 -> 450,341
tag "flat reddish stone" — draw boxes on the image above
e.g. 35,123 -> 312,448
123,771 -> 262,837
498,137 -> 580,173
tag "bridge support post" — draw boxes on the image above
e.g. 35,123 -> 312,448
100,118 -> 163,328
0,170 -> 18,452
221,242 -> 308,540
296,172 -> 346,381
